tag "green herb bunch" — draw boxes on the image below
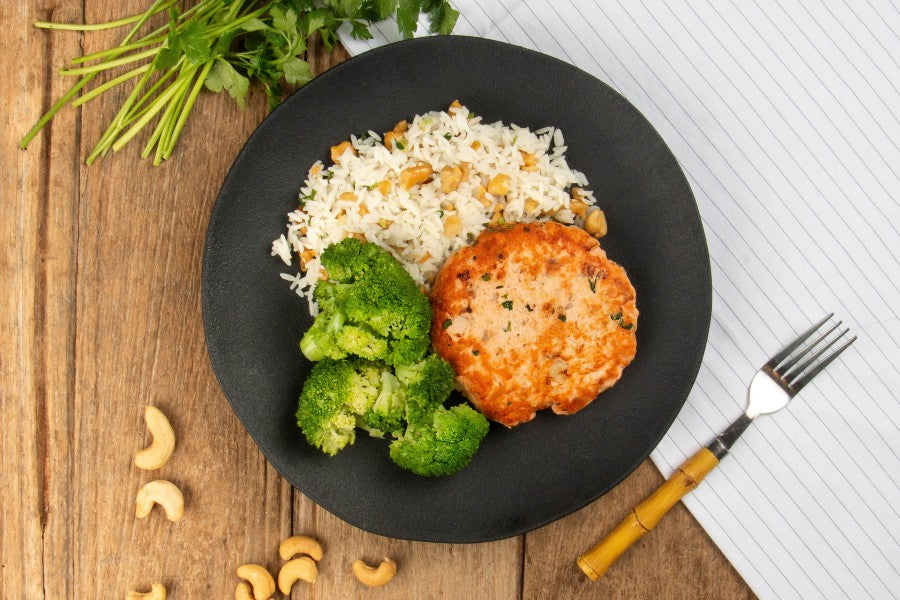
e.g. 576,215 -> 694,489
20,0 -> 459,165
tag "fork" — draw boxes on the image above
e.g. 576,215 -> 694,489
577,314 -> 856,580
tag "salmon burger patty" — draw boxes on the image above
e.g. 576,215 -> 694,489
430,221 -> 637,427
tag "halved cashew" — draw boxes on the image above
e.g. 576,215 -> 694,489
236,564 -> 275,600
399,163 -> 433,190
125,583 -> 166,600
234,582 -> 254,600
135,480 -> 184,522
352,557 -> 397,587
134,406 -> 175,471
278,557 -> 318,594
279,535 -> 323,561
584,208 -> 608,238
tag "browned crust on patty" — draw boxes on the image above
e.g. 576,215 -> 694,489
430,221 -> 638,427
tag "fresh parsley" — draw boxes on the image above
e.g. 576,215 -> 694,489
481,273 -> 491,281
22,0 -> 459,164
501,300 -> 513,310
442,318 -> 452,329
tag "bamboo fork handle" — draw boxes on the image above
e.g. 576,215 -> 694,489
577,447 -> 720,580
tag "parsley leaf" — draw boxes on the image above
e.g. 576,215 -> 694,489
361,0 -> 400,19
428,1 -> 459,35
442,318 -> 452,329
397,0 -> 421,38
205,59 -> 250,108
501,300 -> 513,310
349,20 -> 374,39
282,57 -> 313,85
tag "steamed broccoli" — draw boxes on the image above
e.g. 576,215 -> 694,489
359,370 -> 406,437
296,347 -> 490,476
395,354 -> 456,426
295,358 -> 381,455
299,238 -> 431,366
389,404 -> 490,477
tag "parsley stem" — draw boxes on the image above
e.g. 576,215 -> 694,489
59,47 -> 159,76
205,5 -> 270,38
71,64 -> 151,107
32,4 -> 172,31
19,76 -> 93,149
163,59 -> 214,161
70,36 -> 167,65
112,71 -> 189,152
127,66 -> 180,119
152,71 -> 193,164
20,0 -> 167,150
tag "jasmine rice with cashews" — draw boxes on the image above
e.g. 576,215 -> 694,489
271,101 -> 606,313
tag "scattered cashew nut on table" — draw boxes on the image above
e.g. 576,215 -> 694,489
279,535 -> 323,561
125,582 -> 166,600
234,581 -> 254,600
236,564 -> 275,600
134,406 -> 175,470
278,556 -> 318,594
135,480 -> 184,522
352,557 -> 397,587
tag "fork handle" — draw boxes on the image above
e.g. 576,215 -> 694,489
576,447 -> 720,580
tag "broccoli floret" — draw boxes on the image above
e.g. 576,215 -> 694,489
296,358 -> 381,455
389,404 -> 490,476
359,371 -> 406,438
395,354 -> 456,426
299,239 -> 431,366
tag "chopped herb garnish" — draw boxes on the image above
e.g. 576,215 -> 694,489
610,310 -> 633,330
481,273 -> 491,281
502,293 -> 509,299
442,318 -> 452,329
300,189 -> 317,204
588,276 -> 599,293
365,182 -> 377,190
503,321 -> 512,332
466,232 -> 475,243
525,304 -> 534,312
558,314 -> 567,322
444,132 -> 453,140
438,210 -> 444,218
394,139 -> 406,150
501,300 -> 513,310
323,171 -> 334,180
472,349 -> 480,356
495,285 -> 504,289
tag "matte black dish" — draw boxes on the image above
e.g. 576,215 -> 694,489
202,36 -> 711,543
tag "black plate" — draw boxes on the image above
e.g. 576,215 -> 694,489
202,36 -> 711,543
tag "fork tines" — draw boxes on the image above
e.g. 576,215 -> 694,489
765,314 -> 857,392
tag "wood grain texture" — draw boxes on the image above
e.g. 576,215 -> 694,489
1,2 -> 756,599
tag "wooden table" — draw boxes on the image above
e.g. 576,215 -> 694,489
1,3 -> 757,598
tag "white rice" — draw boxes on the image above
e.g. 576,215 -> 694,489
272,103 -> 597,313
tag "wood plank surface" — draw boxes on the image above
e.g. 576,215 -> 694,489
1,2 -> 757,599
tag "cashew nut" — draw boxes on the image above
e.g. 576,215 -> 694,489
236,564 -> 275,600
135,480 -> 184,522
278,557 -> 318,593
134,406 -> 175,471
234,582 -> 254,600
279,535 -> 323,561
352,557 -> 397,587
584,208 -> 608,238
125,583 -> 166,600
